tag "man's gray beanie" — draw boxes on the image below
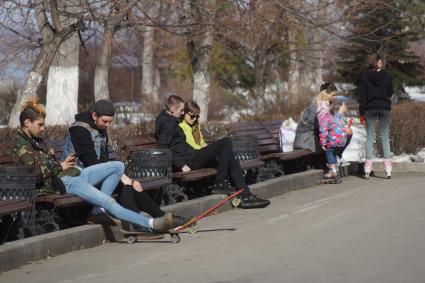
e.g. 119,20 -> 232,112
92,100 -> 115,116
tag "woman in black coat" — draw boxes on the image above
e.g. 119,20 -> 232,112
359,53 -> 393,179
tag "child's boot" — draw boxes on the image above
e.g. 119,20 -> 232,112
364,160 -> 372,179
384,159 -> 392,179
331,167 -> 342,184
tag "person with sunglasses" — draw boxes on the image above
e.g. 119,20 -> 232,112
158,99 -> 270,209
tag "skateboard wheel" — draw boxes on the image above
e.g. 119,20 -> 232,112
126,236 -> 136,244
188,225 -> 199,234
171,234 -> 181,244
231,197 -> 241,207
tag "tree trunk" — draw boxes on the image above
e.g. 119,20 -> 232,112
94,0 -> 138,102
312,0 -> 326,88
188,28 -> 213,123
252,48 -> 268,113
45,33 -> 79,125
94,24 -> 114,101
8,72 -> 43,128
141,17 -> 159,104
45,1 -> 80,126
8,28 -> 78,127
287,26 -> 302,105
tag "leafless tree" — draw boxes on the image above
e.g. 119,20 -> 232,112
7,0 -> 84,127
89,0 -> 138,101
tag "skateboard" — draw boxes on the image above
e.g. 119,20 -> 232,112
171,188 -> 245,235
115,228 -> 166,244
102,218 -> 170,244
106,189 -> 244,244
319,177 -> 342,184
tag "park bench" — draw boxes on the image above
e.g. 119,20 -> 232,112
0,140 -> 90,233
231,120 -> 314,176
0,199 -> 33,244
172,133 -> 265,184
124,133 -> 264,199
0,199 -> 32,217
0,166 -> 36,243
121,135 -> 182,204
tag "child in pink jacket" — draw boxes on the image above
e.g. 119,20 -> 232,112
317,99 -> 352,181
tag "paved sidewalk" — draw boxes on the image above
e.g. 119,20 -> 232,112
0,170 -> 322,273
2,174 -> 425,283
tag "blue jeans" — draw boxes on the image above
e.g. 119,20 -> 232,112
365,110 -> 391,159
61,161 -> 151,229
325,148 -> 337,164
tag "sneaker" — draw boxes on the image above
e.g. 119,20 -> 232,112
86,212 -> 117,225
152,212 -> 179,233
239,194 -> 270,209
211,180 -> 236,194
364,160 -> 373,179
384,159 -> 392,179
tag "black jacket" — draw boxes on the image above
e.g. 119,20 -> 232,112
69,111 -> 109,167
154,110 -> 196,169
359,70 -> 393,116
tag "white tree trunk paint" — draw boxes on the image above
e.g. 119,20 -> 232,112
46,65 -> 79,125
46,33 -> 79,125
8,72 -> 43,128
142,25 -> 159,104
94,66 -> 110,101
192,70 -> 210,123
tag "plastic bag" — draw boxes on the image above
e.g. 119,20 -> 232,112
279,117 -> 297,152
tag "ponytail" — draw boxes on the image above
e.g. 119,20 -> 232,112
19,96 -> 46,127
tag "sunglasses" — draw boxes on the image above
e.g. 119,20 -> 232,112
187,113 -> 200,120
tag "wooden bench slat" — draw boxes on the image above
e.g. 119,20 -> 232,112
173,168 -> 218,182
262,149 -> 313,161
278,150 -> 313,161
240,160 -> 265,170
36,194 -> 86,208
0,199 -> 32,217
140,177 -> 172,190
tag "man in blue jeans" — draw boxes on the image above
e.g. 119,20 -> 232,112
11,97 -> 178,233
62,99 -> 189,230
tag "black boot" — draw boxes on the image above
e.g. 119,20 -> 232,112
239,194 -> 270,209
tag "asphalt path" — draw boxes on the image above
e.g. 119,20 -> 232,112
2,174 -> 425,283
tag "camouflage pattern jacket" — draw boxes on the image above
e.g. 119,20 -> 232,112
11,129 -> 80,194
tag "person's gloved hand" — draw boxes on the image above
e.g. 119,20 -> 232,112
359,115 -> 365,125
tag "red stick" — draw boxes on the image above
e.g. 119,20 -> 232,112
174,189 -> 244,232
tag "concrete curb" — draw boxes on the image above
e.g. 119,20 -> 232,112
347,161 -> 425,175
0,169 -> 322,273
0,225 -> 106,273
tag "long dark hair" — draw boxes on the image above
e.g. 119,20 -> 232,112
367,53 -> 382,70
184,101 -> 201,145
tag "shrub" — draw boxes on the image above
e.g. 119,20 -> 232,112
1,101 -> 424,159
390,102 -> 425,155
